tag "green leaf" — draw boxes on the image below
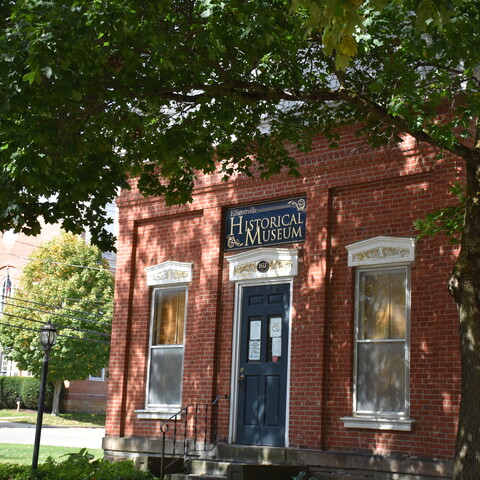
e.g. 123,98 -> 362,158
22,71 -> 37,85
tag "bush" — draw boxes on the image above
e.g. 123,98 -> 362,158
0,376 -> 22,409
20,378 -> 53,410
0,450 -> 159,480
0,377 -> 53,410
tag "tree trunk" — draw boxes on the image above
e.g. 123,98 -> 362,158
451,161 -> 480,480
51,379 -> 63,416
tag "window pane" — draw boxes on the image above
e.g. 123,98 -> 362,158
390,272 -> 406,338
152,288 -> 185,345
147,346 -> 183,406
358,270 -> 406,340
357,342 -> 406,414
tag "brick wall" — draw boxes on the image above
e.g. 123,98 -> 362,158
61,378 -> 108,414
106,128 -> 461,463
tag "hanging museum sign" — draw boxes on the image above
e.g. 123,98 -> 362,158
225,197 -> 307,251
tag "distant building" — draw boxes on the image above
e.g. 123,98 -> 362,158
0,203 -> 117,413
0,223 -> 62,377
60,369 -> 108,414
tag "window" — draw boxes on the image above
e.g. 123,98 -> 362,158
89,368 -> 106,381
136,261 -> 192,419
146,287 -> 186,409
0,274 -> 13,313
355,267 -> 409,416
1,352 -> 9,374
343,236 -> 415,431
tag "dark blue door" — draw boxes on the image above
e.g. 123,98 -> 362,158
236,283 -> 290,447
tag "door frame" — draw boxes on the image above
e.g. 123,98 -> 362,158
226,247 -> 298,446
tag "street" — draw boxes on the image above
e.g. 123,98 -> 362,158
0,421 -> 105,449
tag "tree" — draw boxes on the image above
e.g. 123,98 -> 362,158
1,0 -> 479,476
0,232 -> 114,415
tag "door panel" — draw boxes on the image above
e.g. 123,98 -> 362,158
236,283 -> 290,447
265,376 -> 280,426
244,376 -> 261,425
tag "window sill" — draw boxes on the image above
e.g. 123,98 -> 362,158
135,408 -> 181,420
341,416 -> 414,431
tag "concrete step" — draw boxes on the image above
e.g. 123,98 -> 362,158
188,459 -> 230,476
167,459 -> 229,480
216,443 -> 288,465
170,475 -> 227,480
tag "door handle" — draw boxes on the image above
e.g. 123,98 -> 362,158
238,374 -> 245,392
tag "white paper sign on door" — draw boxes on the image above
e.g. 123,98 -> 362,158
271,337 -> 282,357
269,317 -> 282,337
249,340 -> 261,361
250,320 -> 261,340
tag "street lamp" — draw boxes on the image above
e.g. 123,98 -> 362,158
32,323 -> 57,471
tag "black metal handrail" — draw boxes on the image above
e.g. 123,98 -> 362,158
159,394 -> 224,478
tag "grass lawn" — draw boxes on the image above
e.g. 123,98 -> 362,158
0,409 -> 105,427
0,444 -> 103,465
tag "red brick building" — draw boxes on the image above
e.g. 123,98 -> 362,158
104,130 -> 461,479
60,370 -> 108,414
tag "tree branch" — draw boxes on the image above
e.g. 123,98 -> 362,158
114,77 -> 480,166
414,62 -> 480,88
336,89 -> 480,167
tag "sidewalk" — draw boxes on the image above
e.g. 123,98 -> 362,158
0,421 -> 105,449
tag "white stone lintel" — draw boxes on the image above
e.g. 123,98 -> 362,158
346,236 -> 416,267
145,261 -> 193,286
226,247 -> 298,282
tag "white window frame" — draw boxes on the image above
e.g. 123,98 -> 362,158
145,286 -> 187,410
136,261 -> 192,420
342,237 -> 415,431
0,273 -> 13,314
89,368 -> 106,381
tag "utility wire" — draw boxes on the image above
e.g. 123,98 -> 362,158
12,288 -> 112,307
2,304 -> 111,334
0,320 -> 110,345
57,333 -> 110,345
0,250 -> 109,272
0,320 -> 40,333
1,311 -> 111,338
4,296 -> 112,326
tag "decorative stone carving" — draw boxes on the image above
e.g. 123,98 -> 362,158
233,260 -> 293,279
145,261 -> 193,286
227,247 -> 298,282
346,236 -> 415,267
150,270 -> 189,282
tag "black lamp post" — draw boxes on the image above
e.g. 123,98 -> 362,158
32,323 -> 57,471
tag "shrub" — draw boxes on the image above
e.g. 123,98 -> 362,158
0,376 -> 22,409
0,450 -> 159,480
20,378 -> 53,410
0,377 -> 53,410
0,464 -> 28,480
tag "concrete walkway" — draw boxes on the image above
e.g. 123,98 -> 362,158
0,421 -> 105,449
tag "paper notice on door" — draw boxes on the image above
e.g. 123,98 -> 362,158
271,337 -> 282,357
250,320 -> 261,340
249,340 -> 261,361
269,317 -> 282,337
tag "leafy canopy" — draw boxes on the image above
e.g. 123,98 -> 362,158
0,232 -> 114,381
1,0 -> 479,250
